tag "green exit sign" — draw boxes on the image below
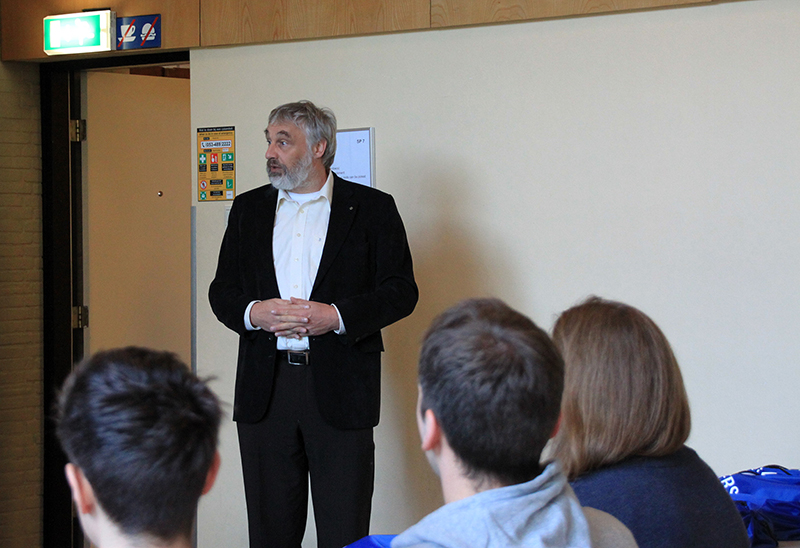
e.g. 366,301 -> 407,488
44,11 -> 115,55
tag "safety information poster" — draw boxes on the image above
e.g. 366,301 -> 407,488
197,127 -> 236,202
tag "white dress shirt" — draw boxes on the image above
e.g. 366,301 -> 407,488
244,172 -> 344,350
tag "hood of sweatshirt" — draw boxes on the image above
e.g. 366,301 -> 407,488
391,461 -> 592,548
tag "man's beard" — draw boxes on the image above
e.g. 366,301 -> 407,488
267,151 -> 314,191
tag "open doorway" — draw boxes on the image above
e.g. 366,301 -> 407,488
40,53 -> 192,548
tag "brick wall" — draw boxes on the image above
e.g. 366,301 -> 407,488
0,24 -> 44,548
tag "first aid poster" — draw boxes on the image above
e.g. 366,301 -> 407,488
197,127 -> 236,202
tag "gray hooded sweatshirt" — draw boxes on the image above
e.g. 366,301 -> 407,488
391,461 -> 636,548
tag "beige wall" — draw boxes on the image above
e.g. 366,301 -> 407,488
0,26 -> 43,548
194,0 -> 800,545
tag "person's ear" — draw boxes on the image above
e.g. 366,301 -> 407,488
420,408 -> 442,452
550,413 -> 562,439
202,451 -> 221,495
65,463 -> 96,514
312,139 -> 327,160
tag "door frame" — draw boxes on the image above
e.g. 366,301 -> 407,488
39,50 -> 190,548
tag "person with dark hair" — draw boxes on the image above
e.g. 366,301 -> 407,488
209,100 -> 418,548
391,298 -> 637,548
56,346 -> 222,548
550,296 -> 749,548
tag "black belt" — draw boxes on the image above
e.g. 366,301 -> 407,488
277,350 -> 310,366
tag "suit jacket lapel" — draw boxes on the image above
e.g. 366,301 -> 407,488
313,174 -> 356,294
260,184 -> 280,294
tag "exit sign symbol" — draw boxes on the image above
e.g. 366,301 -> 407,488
44,10 -> 114,55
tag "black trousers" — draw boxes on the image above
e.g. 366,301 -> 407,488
237,355 -> 375,548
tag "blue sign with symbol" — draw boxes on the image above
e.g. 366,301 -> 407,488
117,14 -> 161,50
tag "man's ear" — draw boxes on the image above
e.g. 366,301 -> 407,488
312,139 -> 327,160
202,451 -> 221,495
65,463 -> 96,514
419,408 -> 442,452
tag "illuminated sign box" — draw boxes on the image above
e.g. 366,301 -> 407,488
44,11 -> 115,55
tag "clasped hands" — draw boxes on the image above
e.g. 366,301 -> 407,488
249,297 -> 340,338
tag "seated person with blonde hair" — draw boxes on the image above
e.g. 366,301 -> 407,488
392,298 -> 637,548
56,347 -> 223,548
549,297 -> 749,548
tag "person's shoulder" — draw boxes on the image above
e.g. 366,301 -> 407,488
228,184 -> 276,214
333,174 -> 393,202
583,507 -> 639,548
676,445 -> 713,469
570,459 -> 656,515
236,183 -> 275,202
665,446 -> 726,488
573,451 -> 681,489
571,460 -> 638,490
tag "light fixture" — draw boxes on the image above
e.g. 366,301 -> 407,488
44,10 -> 115,56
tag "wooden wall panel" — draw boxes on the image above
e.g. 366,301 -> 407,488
0,0 -> 745,61
200,0 -> 430,47
431,0 -> 712,28
1,0 -> 199,61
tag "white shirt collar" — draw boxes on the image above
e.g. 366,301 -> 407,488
276,171 -> 334,210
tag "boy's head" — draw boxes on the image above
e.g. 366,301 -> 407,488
417,298 -> 564,487
56,347 -> 222,545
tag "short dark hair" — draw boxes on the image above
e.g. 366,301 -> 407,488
418,298 -> 564,486
267,100 -> 337,169
56,347 -> 222,541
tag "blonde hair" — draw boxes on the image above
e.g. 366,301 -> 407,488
550,297 -> 690,480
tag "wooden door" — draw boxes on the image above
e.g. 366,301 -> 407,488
84,70 -> 191,362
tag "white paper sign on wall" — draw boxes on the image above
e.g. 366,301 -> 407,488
332,127 -> 375,188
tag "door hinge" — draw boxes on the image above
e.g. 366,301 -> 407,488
72,305 -> 89,329
70,119 -> 86,142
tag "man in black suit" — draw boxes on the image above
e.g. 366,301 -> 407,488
209,101 -> 418,548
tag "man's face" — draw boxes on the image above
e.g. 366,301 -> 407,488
265,121 -> 314,191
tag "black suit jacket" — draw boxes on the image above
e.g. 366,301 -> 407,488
209,174 -> 418,429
